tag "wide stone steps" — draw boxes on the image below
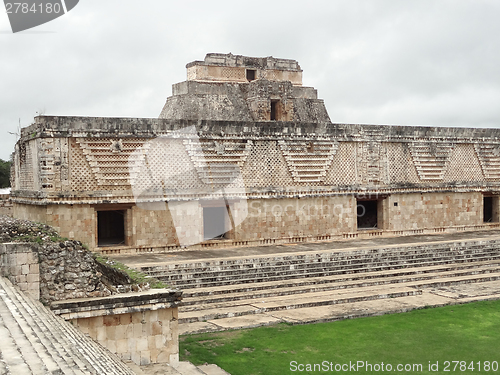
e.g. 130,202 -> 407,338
148,242 -> 500,275
0,289 -> 47,374
179,266 -> 500,315
182,260 -> 500,298
178,284 -> 422,324
177,269 -> 500,325
148,249 -> 500,288
0,276 -> 135,375
134,237 -> 500,335
180,262 -> 500,306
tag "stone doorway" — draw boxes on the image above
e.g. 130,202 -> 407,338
483,195 -> 498,223
357,200 -> 379,229
97,210 -> 126,246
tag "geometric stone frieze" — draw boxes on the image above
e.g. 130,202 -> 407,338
278,140 -> 339,183
76,138 -> 147,187
474,144 -> 500,180
409,142 -> 454,181
183,139 -> 253,185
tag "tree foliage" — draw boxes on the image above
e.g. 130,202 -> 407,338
0,159 -> 11,188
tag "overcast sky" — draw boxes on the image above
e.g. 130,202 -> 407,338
1,0 -> 500,161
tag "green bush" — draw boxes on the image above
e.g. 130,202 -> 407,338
0,158 -> 11,188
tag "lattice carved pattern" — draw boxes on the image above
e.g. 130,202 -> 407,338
324,142 -> 357,185
221,67 -> 245,80
386,143 -> 420,184
240,141 -> 293,187
184,139 -> 253,185
409,142 -> 454,181
76,138 -> 147,189
70,139 -> 98,191
474,144 -> 500,180
279,140 -> 339,183
444,144 -> 484,182
129,138 -> 203,198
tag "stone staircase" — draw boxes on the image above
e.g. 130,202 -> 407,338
127,360 -> 230,375
0,276 -> 230,375
139,239 -> 500,333
0,276 -> 135,375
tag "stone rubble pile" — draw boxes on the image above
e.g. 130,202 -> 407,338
0,215 -> 150,304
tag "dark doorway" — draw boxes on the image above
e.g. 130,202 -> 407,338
484,196 -> 494,222
357,200 -> 378,229
97,210 -> 125,246
203,206 -> 229,240
246,69 -> 256,81
270,100 -> 278,121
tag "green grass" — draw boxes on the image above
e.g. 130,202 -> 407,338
180,300 -> 500,374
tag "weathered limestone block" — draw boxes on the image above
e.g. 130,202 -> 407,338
51,289 -> 182,366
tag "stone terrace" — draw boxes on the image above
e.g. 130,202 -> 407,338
109,230 -> 500,335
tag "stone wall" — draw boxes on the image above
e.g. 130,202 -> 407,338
383,192 -> 483,231
0,239 -> 139,304
0,215 -> 148,303
51,290 -> 182,366
131,205 -> 178,247
10,190 -> 498,253
13,203 -> 96,248
12,203 -> 47,224
237,196 -> 356,240
10,115 -> 500,252
0,242 -> 40,300
14,136 -> 500,201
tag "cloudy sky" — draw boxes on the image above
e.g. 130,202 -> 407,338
1,0 -> 499,161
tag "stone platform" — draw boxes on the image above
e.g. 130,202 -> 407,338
110,230 -> 500,336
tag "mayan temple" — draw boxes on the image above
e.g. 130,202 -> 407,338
5,54 -> 500,373
9,53 -> 500,253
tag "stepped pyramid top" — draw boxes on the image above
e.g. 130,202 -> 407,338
185,53 -> 303,85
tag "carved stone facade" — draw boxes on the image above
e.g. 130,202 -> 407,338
10,54 -> 500,253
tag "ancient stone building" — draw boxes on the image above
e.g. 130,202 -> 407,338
159,53 -> 330,123
10,53 -> 500,253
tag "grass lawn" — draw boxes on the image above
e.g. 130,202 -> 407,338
180,299 -> 500,374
